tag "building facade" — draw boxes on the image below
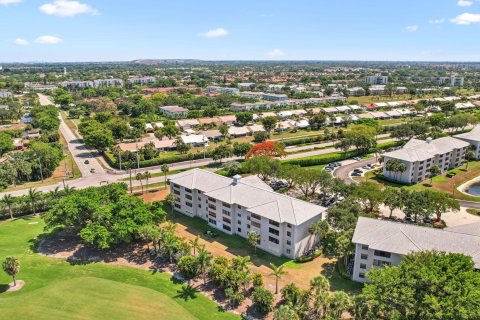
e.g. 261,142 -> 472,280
93,79 -> 123,88
382,137 -> 470,184
160,105 -> 188,118
169,169 -> 326,259
61,81 -> 94,88
351,217 -> 480,282
365,75 -> 388,85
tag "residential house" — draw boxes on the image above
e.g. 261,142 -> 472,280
160,106 -> 188,118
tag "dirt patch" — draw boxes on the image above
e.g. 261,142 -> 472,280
140,189 -> 170,203
3,280 -> 25,292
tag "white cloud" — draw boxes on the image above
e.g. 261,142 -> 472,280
39,0 -> 99,17
405,25 -> 419,32
457,0 -> 473,7
428,18 -> 445,24
35,35 -> 63,44
14,38 -> 29,46
198,28 -> 229,38
266,49 -> 285,58
0,0 -> 22,5
451,12 -> 480,24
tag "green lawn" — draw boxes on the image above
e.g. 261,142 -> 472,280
0,217 -> 239,320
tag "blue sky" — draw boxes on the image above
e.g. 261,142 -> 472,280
2,0 -> 480,62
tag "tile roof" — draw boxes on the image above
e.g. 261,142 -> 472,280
169,169 -> 326,225
353,217 -> 480,268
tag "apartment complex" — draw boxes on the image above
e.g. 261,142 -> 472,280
351,217 -> 480,282
168,169 -> 327,259
128,76 -> 156,85
61,80 -> 94,88
436,76 -> 464,87
93,79 -> 123,88
346,87 -> 366,96
365,75 -> 388,85
382,136 -> 470,184
207,86 -> 240,95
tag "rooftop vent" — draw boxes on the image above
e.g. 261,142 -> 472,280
232,174 -> 242,185
426,137 -> 433,144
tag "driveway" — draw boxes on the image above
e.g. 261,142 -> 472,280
333,157 -> 378,184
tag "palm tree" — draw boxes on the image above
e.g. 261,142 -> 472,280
164,194 -> 177,214
1,194 -> 15,219
310,275 -> 330,296
144,171 -> 151,193
49,186 -> 61,200
269,263 -> 287,294
2,256 -> 20,286
196,248 -> 212,285
247,231 -> 261,254
135,172 -> 144,193
187,153 -> 194,168
189,235 -> 201,256
27,188 -> 41,215
328,291 -> 352,318
161,164 -> 169,190
233,256 -> 251,271
163,232 -> 179,263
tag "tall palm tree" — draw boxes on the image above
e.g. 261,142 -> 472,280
63,185 -> 76,196
233,256 -> 251,271
49,186 -> 61,200
161,164 -> 169,190
270,263 -> 287,294
1,194 -> 15,220
27,188 -> 42,215
144,171 -> 151,193
135,172 -> 144,193
189,235 -> 201,256
196,248 -> 213,285
164,194 -> 177,215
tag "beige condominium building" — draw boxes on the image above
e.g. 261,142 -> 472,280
382,136 -> 470,184
168,169 -> 327,259
351,217 -> 480,282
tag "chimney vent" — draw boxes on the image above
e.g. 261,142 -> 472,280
232,175 -> 241,185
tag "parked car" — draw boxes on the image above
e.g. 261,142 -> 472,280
84,160 -> 90,164
90,168 -> 96,173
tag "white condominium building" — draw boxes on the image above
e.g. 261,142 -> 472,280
382,137 -> 470,184
159,105 -> 188,118
128,76 -> 156,85
61,81 -> 94,88
455,125 -> 480,159
0,90 -> 12,98
365,75 -> 388,85
168,169 -> 327,259
93,79 -> 123,88
351,217 -> 480,282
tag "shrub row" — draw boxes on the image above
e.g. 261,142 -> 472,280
104,150 -> 216,169
281,135 -> 327,147
284,141 -> 401,167
294,249 -> 322,263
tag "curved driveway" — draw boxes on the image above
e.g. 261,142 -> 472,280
333,157 -> 378,184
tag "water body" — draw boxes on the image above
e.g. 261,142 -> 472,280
466,182 -> 480,196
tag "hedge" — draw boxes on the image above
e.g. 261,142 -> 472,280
104,150 -> 216,169
294,249 -> 322,263
281,135 -> 327,147
283,141 -> 401,167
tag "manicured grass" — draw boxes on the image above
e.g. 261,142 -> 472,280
0,218 -> 240,320
360,160 -> 480,202
466,209 -> 480,216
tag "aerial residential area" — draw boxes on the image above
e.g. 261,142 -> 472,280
2,1 -> 480,319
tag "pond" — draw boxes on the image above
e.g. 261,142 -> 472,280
466,182 -> 480,196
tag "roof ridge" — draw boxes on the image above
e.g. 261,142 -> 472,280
399,227 -> 422,251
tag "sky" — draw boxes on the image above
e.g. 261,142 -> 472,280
2,0 -> 480,62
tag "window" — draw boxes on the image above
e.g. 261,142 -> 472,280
252,221 -> 261,228
237,213 -> 241,218
247,224 -> 250,229
237,227 -> 242,233
360,263 -> 366,269
269,220 -> 280,227
222,202 -> 231,208
269,236 -> 279,244
173,190 -> 180,195
287,223 -> 292,228
208,218 -> 216,225
223,225 -> 231,231
269,227 -> 279,236
237,205 -> 242,209
286,249 -> 291,254
286,240 -> 291,246
247,216 -> 251,221
360,254 -> 368,260
184,188 -> 192,193
251,213 -> 261,220
286,231 -> 291,237
373,259 -> 391,267
208,197 -> 216,202
222,217 -> 231,224
374,250 -> 391,258
198,204 -> 201,208
198,197 -> 201,201
359,273 -> 365,279
174,203 -> 181,209
208,211 -> 216,218
185,194 -> 192,200
361,245 -> 369,250
186,202 -> 192,207
237,220 -> 241,225
222,209 -> 230,216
